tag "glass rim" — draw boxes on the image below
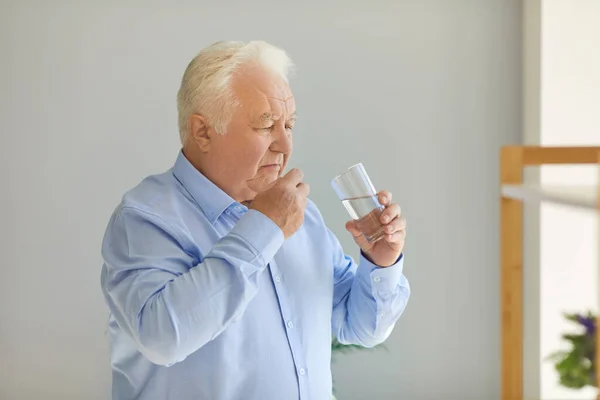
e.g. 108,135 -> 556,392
331,162 -> 365,182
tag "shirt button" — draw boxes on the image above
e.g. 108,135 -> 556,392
299,368 -> 306,376
287,321 -> 294,329
373,276 -> 381,283
275,276 -> 281,283
235,206 -> 243,212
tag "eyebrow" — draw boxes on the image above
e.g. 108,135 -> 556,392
258,112 -> 297,123
259,112 -> 276,123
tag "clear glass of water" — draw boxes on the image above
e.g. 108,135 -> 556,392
330,163 -> 386,243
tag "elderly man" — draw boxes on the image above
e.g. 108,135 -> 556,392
100,40 -> 410,400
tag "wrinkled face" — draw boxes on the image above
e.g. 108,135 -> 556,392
188,64 -> 296,203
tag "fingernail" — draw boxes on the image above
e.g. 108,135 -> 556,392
383,216 -> 390,223
387,225 -> 394,232
381,196 -> 387,203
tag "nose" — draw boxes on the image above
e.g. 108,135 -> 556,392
270,125 -> 293,155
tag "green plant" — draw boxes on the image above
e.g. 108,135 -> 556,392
331,338 -> 382,356
547,311 -> 597,389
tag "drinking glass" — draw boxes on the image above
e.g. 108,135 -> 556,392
330,163 -> 386,243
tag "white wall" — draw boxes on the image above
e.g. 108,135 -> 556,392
537,0 -> 600,399
0,1 -> 521,399
522,1 -> 542,397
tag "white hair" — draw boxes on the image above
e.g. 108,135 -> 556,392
176,40 -> 295,144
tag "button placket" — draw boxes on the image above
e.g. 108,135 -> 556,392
266,260 -> 309,397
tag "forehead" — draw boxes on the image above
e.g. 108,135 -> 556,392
231,64 -> 295,116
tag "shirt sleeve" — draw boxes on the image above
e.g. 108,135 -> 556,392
329,228 -> 410,348
100,206 -> 284,366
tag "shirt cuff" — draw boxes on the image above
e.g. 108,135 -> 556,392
228,209 -> 285,265
357,252 -> 405,293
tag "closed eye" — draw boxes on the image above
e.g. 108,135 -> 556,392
286,116 -> 296,131
253,123 -> 293,134
253,126 -> 274,133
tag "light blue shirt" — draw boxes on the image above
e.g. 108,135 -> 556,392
100,150 -> 410,400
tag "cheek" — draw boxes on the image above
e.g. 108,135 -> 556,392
237,139 -> 271,172
246,143 -> 269,165
215,132 -> 272,176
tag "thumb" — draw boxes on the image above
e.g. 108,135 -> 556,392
345,220 -> 361,237
345,220 -> 373,252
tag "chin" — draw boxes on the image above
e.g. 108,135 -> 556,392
245,181 -> 268,196
246,169 -> 279,193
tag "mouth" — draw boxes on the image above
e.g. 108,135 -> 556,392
260,164 -> 281,170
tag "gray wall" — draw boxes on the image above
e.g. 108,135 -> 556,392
0,1 -> 521,399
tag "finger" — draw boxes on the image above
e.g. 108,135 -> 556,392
345,220 -> 373,249
380,203 -> 401,224
281,168 -> 304,186
384,230 -> 405,244
345,220 -> 361,237
297,182 -> 310,197
383,215 -> 407,235
378,190 -> 392,206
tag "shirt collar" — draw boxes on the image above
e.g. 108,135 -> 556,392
172,150 -> 239,224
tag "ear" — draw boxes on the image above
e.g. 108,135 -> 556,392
189,114 -> 213,152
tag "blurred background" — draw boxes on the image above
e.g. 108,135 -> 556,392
0,0 -> 598,399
